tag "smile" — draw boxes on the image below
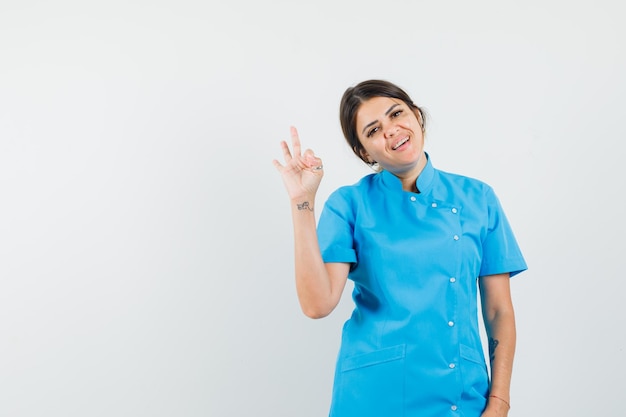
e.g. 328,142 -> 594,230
392,136 -> 409,150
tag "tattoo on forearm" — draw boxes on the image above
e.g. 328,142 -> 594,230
296,201 -> 313,211
489,337 -> 499,363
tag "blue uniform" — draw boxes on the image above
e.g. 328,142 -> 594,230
317,155 -> 527,417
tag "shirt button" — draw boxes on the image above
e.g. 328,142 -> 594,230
410,196 -> 416,201
453,235 -> 459,241
449,363 -> 456,369
449,277 -> 456,283
451,208 -> 458,214
448,321 -> 455,327
451,405 -> 458,411
431,202 -> 437,207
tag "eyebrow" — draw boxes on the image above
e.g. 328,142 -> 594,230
361,103 -> 402,135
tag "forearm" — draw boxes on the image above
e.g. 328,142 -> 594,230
487,311 -> 516,394
290,197 -> 336,318
478,273 -> 516,417
484,310 -> 516,413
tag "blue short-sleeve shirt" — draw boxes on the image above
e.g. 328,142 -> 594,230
317,155 -> 527,417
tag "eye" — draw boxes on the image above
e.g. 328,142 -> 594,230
391,109 -> 403,118
366,126 -> 379,138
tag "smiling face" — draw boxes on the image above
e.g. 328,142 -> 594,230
355,96 -> 427,180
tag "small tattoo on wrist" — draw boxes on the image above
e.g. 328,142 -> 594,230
297,201 -> 313,211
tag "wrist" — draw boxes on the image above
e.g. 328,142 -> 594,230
290,195 -> 316,206
293,201 -> 315,212
488,394 -> 510,410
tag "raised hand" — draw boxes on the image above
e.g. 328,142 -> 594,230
273,126 -> 324,202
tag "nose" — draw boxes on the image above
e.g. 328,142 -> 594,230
384,123 -> 399,139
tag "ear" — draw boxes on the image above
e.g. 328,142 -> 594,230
356,147 -> 374,164
413,108 -> 425,132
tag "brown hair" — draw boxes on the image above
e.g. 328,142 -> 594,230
339,79 -> 426,165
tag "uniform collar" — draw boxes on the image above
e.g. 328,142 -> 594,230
380,153 -> 435,194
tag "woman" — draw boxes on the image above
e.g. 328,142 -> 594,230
273,80 -> 527,417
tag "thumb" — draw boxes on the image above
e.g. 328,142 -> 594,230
303,149 -> 322,168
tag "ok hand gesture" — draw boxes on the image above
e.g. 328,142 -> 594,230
273,126 -> 324,202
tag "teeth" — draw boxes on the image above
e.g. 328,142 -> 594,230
393,137 -> 409,150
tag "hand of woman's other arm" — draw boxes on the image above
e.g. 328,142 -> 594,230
479,273 -> 515,417
480,399 -> 510,417
272,126 -> 324,202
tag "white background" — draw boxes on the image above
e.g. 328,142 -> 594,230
1,1 -> 624,416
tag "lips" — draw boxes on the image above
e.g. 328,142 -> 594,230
392,136 -> 409,150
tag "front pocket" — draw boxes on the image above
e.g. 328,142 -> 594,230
330,345 -> 406,417
459,344 -> 489,401
460,343 -> 486,365
340,344 -> 406,372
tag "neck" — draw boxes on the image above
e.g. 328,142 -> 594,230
400,178 -> 419,193
391,152 -> 427,193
